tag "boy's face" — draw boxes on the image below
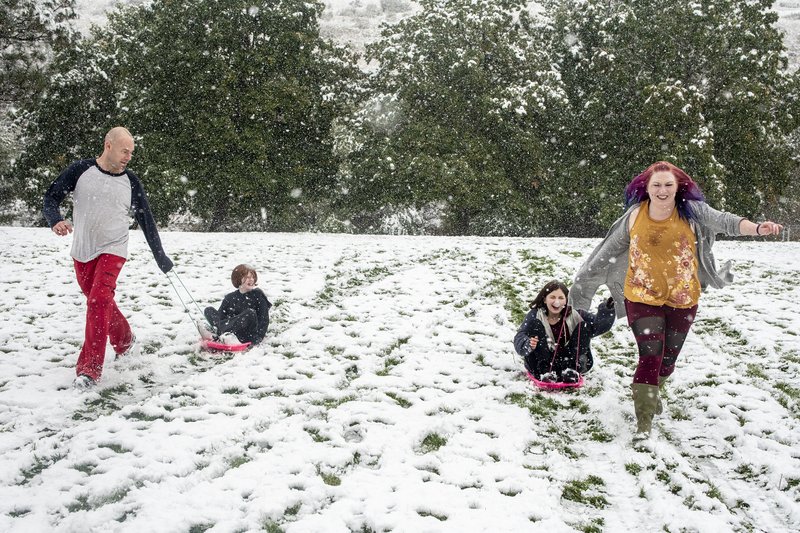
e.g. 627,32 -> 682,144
239,272 -> 257,293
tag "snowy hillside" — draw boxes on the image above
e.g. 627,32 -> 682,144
73,0 -> 420,53
72,0 -> 800,67
776,1 -> 800,68
0,228 -> 798,531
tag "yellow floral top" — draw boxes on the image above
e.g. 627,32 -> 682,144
623,201 -> 701,308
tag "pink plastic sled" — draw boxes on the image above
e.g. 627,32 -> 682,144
201,339 -> 251,352
527,371 -> 585,390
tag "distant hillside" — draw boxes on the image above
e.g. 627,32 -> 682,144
73,0 -> 419,54
74,0 -> 800,68
776,1 -> 800,69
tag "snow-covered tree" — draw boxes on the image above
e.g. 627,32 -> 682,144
0,0 -> 75,107
543,0 -> 800,228
0,0 -> 76,211
11,0 -> 360,230
341,0 -> 568,235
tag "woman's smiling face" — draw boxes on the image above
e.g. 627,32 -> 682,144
647,170 -> 677,206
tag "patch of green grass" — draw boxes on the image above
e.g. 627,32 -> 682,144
417,464 -> 440,475
586,421 -> 612,442
142,340 -> 162,355
312,395 -> 355,409
560,250 -> 583,258
284,503 -> 301,516
625,463 -> 642,476
775,382 -> 800,401
305,428 -> 330,443
319,471 -> 341,486
705,482 -> 724,502
73,462 -> 96,475
693,317 -> 746,346
262,521 -> 284,533
569,398 -> 590,414
98,442 -> 130,454
474,354 -> 490,367
8,508 -> 30,518
488,276 -> 527,325
578,518 -> 604,533
420,433 -> 447,453
745,363 -> 768,380
80,383 -> 131,416
345,364 -> 359,380
228,456 -> 250,469
124,410 -> 163,422
325,345 -> 345,356
344,266 -> 391,289
670,406 -> 691,420
347,451 -> 362,467
656,470 -> 671,484
561,475 -> 608,509
386,392 -> 412,408
417,509 -> 447,521
66,495 -> 91,513
783,477 -> 800,491
506,392 -> 563,418
734,463 -> 755,479
376,357 -> 402,376
20,454 -> 63,483
380,336 -> 411,357
188,524 -> 214,533
222,387 -> 242,394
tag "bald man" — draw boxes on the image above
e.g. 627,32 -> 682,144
43,127 -> 173,389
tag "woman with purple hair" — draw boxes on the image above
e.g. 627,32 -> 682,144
570,161 -> 783,441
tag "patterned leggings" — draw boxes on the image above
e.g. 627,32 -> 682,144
625,300 -> 698,386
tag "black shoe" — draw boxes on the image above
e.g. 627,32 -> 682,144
562,369 -> 580,384
539,371 -> 558,383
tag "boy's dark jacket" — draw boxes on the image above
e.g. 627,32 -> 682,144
513,300 -> 615,373
218,288 -> 272,343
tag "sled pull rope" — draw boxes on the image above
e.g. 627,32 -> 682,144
165,271 -> 193,316
168,270 -> 206,318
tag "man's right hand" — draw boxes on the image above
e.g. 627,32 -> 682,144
52,220 -> 73,236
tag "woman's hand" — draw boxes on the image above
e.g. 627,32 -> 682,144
756,221 -> 783,236
529,336 -> 539,350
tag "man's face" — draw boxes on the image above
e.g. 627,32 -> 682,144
105,136 -> 135,173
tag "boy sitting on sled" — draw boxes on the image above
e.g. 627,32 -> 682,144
513,280 -> 615,383
204,264 -> 272,345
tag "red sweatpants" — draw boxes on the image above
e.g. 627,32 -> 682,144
73,254 -> 131,380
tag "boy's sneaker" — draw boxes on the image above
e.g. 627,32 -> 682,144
562,369 -> 581,384
73,374 -> 96,390
219,332 -> 242,346
197,322 -> 215,341
116,334 -> 139,360
539,371 -> 558,383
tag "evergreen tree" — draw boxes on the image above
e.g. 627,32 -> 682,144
342,0 -> 568,235
1,0 -> 76,211
11,0 -> 360,229
543,0 -> 800,231
0,0 -> 76,107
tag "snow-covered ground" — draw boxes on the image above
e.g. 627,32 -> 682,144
0,227 -> 798,532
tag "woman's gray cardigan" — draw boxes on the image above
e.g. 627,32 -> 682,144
570,200 -> 744,318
